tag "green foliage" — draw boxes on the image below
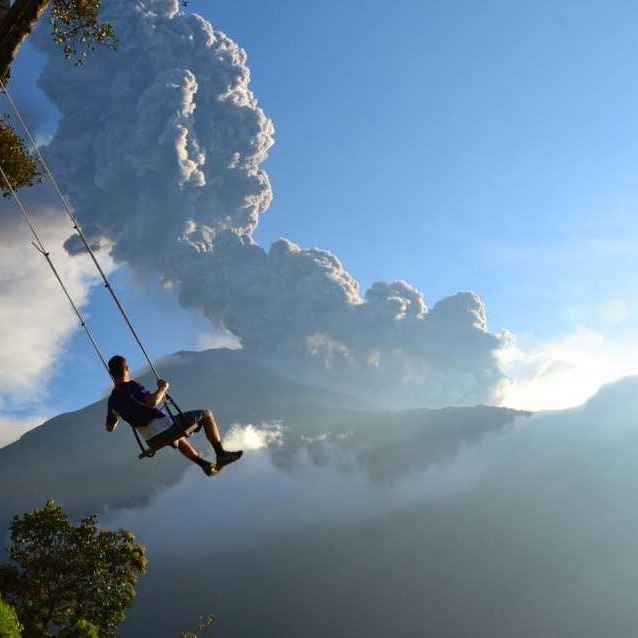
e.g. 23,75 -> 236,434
0,597 -> 23,638
0,0 -> 117,194
180,614 -> 216,638
50,0 -> 117,65
0,501 -> 147,638
0,115 -> 41,196
59,619 -> 100,638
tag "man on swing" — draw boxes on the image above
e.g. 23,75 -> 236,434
105,355 -> 242,476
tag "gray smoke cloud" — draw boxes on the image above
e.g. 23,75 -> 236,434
32,0 -> 509,407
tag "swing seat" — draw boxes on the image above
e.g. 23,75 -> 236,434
136,417 -> 203,459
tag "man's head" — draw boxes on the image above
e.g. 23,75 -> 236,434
108,355 -> 129,382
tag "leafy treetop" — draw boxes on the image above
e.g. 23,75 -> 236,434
0,115 -> 41,196
0,500 -> 147,638
50,0 -> 117,66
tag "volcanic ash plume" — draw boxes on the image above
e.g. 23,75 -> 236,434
32,0 -> 510,407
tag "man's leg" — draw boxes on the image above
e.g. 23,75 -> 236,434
176,437 -> 216,476
200,410 -> 243,470
201,410 -> 224,456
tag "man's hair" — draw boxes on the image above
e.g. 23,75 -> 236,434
108,355 -> 127,380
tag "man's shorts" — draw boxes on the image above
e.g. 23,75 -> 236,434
144,410 -> 206,449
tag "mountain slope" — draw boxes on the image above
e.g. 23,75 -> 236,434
0,348 -> 358,520
0,348 -> 525,524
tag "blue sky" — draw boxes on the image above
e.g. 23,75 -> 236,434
4,0 -> 638,427
202,0 -> 638,341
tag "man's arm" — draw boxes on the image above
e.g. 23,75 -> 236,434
141,379 -> 169,408
105,401 -> 119,432
105,417 -> 118,432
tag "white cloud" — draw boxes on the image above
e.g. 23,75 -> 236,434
500,328 -> 638,411
223,421 -> 283,451
197,329 -> 241,351
0,414 -> 47,448
0,204 -> 107,412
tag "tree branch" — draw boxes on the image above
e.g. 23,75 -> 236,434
0,0 -> 51,82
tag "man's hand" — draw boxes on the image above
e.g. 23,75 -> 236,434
156,379 -> 169,403
144,378 -> 170,407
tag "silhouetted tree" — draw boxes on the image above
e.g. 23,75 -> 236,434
0,0 -> 116,80
59,618 -> 101,638
0,0 -> 116,196
0,500 -> 147,638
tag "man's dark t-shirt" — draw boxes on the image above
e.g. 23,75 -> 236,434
106,381 -> 165,429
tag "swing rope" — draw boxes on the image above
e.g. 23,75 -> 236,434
0,79 -> 188,456
0,163 -> 149,457
0,162 -> 109,375
0,75 -> 162,382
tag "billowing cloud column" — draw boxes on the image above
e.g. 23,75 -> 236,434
33,0 -> 509,407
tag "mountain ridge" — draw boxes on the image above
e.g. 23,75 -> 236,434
0,347 -> 529,526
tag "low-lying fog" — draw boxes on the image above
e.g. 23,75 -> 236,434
103,377 -> 638,638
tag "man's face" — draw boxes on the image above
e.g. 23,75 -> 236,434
113,359 -> 130,383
